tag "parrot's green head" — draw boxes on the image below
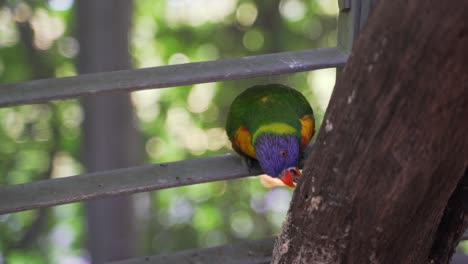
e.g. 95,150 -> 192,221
254,134 -> 301,187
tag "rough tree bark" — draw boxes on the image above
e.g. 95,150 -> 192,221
272,1 -> 468,263
77,1 -> 140,263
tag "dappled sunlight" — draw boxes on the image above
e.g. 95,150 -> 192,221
0,8 -> 18,48
164,0 -> 238,27
2,210 -> 36,234
317,0 -> 338,15
236,2 -> 258,27
30,8 -> 65,50
166,107 -> 194,143
164,105 -> 230,156
145,137 -> 164,160
131,89 -> 163,122
205,128 -> 229,151
230,210 -> 254,238
47,0 -> 74,12
51,152 -> 82,179
50,204 -> 86,264
168,196 -> 194,225
266,188 -> 293,213
13,2 -> 32,23
168,52 -> 190,65
57,37 -> 79,58
183,126 -> 209,155
192,204 -> 222,232
280,0 -> 307,22
243,29 -> 264,51
131,16 -> 163,68
149,178 -> 293,251
194,43 -> 220,61
307,68 -> 336,112
303,17 -> 323,40
187,83 -> 217,113
0,0 -> 343,261
2,109 -> 25,141
60,104 -> 83,130
50,224 -> 75,250
55,62 -> 77,77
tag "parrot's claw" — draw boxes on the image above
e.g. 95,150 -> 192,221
242,156 -> 258,172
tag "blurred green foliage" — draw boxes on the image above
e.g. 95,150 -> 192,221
4,1 -> 450,264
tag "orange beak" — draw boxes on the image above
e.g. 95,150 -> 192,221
279,167 -> 301,188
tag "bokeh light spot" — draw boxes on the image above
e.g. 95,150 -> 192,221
169,197 -> 194,224
61,103 -> 83,129
131,89 -> 162,122
303,18 -> 323,40
187,83 -> 216,113
243,29 -> 264,51
145,137 -> 163,159
236,2 -> 258,27
279,0 -> 307,22
206,128 -> 230,151
0,8 -> 19,47
266,188 -> 292,212
165,0 -> 238,27
30,8 -> 65,50
230,211 -> 253,238
51,152 -> 82,178
3,109 -> 25,140
13,2 -> 32,22
168,53 -> 190,65
48,0 -> 74,11
316,0 -> 338,16
193,205 -> 221,232
195,43 -> 219,61
307,68 -> 336,111
58,37 -> 79,58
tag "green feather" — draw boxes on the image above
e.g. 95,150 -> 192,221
226,83 -> 313,144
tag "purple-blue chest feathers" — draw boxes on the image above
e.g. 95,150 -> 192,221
254,134 -> 300,178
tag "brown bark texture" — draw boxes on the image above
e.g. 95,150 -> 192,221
272,1 -> 468,263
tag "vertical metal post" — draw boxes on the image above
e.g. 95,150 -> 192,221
336,0 -> 379,71
337,0 -> 379,54
337,0 -> 360,54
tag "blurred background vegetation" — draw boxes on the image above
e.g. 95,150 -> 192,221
0,1 -> 466,264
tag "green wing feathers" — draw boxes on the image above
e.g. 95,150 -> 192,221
226,83 -> 314,144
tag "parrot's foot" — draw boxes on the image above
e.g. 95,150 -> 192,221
242,156 -> 259,172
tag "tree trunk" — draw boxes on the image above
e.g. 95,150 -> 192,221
77,1 -> 140,263
272,1 -> 468,263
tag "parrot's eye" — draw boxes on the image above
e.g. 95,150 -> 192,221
280,150 -> 287,157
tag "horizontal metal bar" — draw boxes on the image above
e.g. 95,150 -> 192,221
110,238 -> 274,264
0,48 -> 348,107
110,233 -> 468,264
0,153 -> 262,215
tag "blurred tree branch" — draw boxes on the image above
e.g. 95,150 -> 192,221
5,6 -> 59,252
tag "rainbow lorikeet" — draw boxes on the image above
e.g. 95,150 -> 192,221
226,84 -> 315,187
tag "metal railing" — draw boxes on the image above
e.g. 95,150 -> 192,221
0,48 -> 346,107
